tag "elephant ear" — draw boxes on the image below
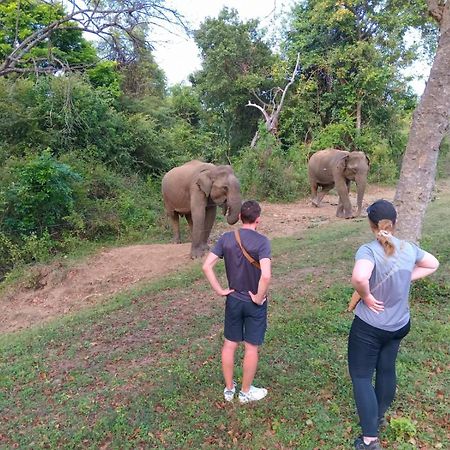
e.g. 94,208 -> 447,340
336,154 -> 349,170
197,171 -> 213,196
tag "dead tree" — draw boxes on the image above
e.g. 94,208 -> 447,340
394,0 -> 450,242
246,53 -> 300,147
0,0 -> 186,77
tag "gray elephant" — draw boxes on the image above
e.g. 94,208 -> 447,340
308,149 -> 370,218
162,160 -> 242,258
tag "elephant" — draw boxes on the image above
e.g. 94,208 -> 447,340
308,149 -> 370,218
162,160 -> 242,258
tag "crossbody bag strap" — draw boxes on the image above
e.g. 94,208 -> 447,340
234,230 -> 261,270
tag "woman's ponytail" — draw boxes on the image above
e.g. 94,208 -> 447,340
376,219 -> 395,256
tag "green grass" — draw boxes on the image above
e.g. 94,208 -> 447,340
0,192 -> 449,449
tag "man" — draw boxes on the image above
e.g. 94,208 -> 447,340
202,200 -> 272,403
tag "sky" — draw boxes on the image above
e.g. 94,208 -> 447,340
151,0 -> 429,95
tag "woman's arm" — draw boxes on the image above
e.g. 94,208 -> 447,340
411,251 -> 439,281
351,259 -> 384,313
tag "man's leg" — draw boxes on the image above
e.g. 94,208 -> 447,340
241,342 -> 259,392
222,339 -> 239,390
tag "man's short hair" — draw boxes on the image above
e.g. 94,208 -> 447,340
240,200 -> 261,224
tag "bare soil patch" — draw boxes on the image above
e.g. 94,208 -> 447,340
0,185 -> 395,334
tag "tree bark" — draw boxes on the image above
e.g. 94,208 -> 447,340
394,1 -> 450,242
356,99 -> 362,131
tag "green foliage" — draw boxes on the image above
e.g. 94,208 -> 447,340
0,149 -> 167,279
0,0 -> 97,72
236,130 -> 309,201
410,278 -> 450,304
0,74 -> 179,176
2,150 -> 81,235
437,135 -> 450,178
192,7 -> 275,151
87,61 -> 123,98
119,48 -> 166,98
279,0 -> 423,173
388,417 -> 417,443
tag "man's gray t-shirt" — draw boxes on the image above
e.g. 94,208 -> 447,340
354,237 -> 425,331
211,229 -> 271,302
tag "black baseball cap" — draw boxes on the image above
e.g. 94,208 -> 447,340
367,199 -> 397,225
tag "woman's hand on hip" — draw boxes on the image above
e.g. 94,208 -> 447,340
363,294 -> 384,314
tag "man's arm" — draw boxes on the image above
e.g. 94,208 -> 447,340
248,258 -> 271,305
202,252 -> 234,297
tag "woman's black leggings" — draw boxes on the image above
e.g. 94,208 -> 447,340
348,316 -> 410,437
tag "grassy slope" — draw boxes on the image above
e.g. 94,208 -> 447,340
0,189 -> 449,450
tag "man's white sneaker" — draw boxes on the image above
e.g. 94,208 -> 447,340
223,381 -> 237,402
239,385 -> 268,404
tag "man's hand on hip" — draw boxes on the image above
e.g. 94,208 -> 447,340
217,288 -> 234,297
249,291 -> 267,305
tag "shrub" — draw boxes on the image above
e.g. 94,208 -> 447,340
235,131 -> 306,202
388,417 -> 417,443
2,150 -> 81,236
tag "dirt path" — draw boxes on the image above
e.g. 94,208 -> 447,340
0,185 -> 395,334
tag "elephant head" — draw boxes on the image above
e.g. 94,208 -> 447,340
343,151 -> 370,215
196,165 -> 242,224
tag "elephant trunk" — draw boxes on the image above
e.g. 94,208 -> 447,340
355,175 -> 367,215
225,192 -> 242,225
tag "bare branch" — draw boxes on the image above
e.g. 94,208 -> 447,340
0,0 -> 187,77
250,89 -> 271,108
246,101 -> 271,122
248,53 -> 301,147
275,53 -> 300,116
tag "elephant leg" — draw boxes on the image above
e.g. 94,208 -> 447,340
335,180 -> 353,218
185,213 -> 193,239
315,184 -> 333,206
310,181 -> 319,206
168,211 -> 181,243
202,206 -> 217,251
190,206 -> 207,259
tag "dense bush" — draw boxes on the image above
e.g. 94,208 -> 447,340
0,150 -> 165,280
236,131 -> 309,202
2,150 -> 81,236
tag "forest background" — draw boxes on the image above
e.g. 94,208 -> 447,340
0,0 -> 448,281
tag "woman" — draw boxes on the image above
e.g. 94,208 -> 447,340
348,199 -> 439,450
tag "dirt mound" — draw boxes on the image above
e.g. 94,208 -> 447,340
0,185 -> 394,334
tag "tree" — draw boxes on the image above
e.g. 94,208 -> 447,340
191,8 -> 275,153
0,0 -> 98,74
246,53 -> 300,147
394,1 -> 450,242
0,0 -> 184,77
282,0 -> 424,153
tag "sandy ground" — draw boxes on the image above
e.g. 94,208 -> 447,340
0,185 -> 395,334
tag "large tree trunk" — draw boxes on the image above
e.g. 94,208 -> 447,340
394,2 -> 450,242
